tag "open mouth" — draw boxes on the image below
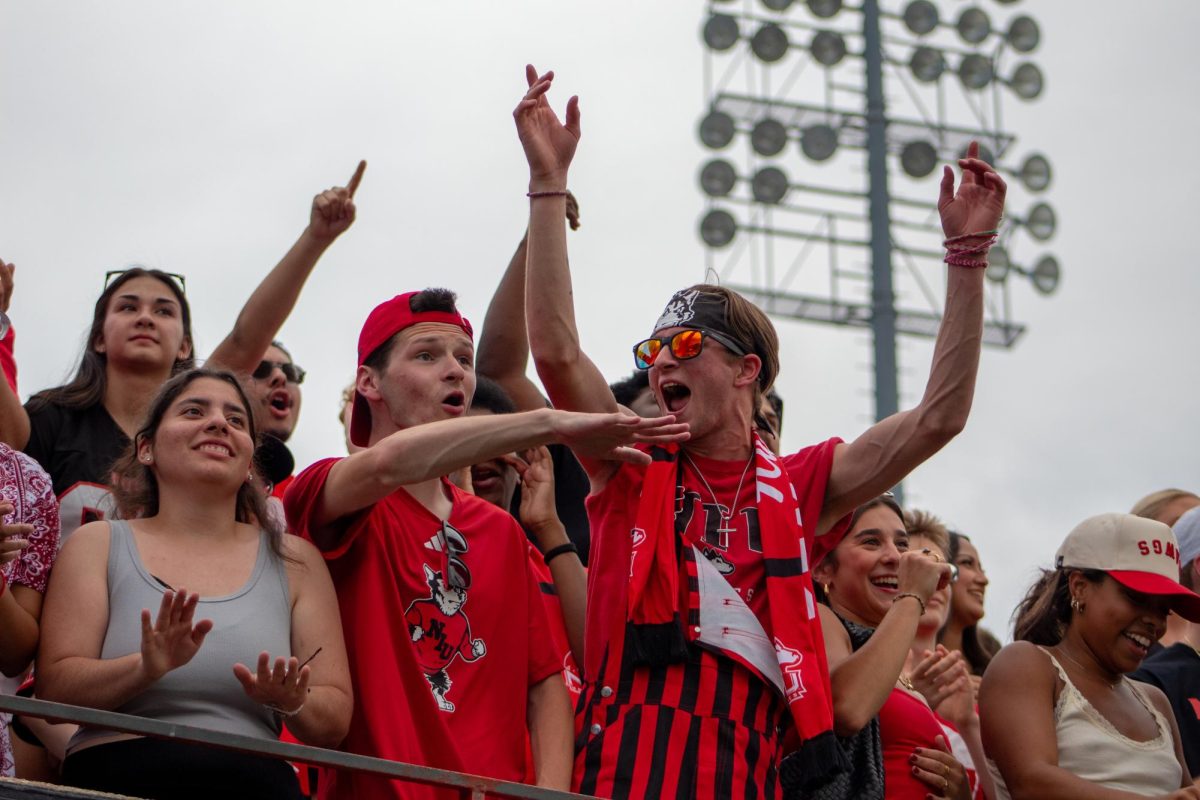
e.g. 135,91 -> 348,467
442,391 -> 466,414
870,575 -> 899,592
197,442 -> 233,458
1122,631 -> 1152,656
660,382 -> 691,414
267,389 -> 292,419
470,463 -> 501,492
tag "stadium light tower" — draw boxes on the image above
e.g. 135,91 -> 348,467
698,0 -> 1057,501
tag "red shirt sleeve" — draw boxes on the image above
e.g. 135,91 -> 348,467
783,437 -> 852,566
524,542 -> 565,687
282,457 -> 367,560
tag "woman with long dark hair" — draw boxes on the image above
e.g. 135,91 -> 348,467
788,495 -> 970,800
981,513 -> 1200,798
0,163 -> 363,543
938,531 -> 999,682
36,368 -> 351,799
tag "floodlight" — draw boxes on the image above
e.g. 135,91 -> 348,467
752,24 -> 790,63
1026,203 -> 1056,241
807,0 -> 843,18
909,46 -> 945,82
699,111 -> 736,149
958,142 -> 995,167
1031,255 -> 1060,295
900,141 -> 938,178
800,124 -> 839,161
903,0 -> 939,35
703,14 -> 740,51
1007,16 -> 1040,53
752,167 -> 790,205
1019,153 -> 1052,192
958,54 -> 994,90
985,246 -> 1010,283
1009,63 -> 1044,100
700,209 -> 738,248
811,31 -> 847,66
762,0 -> 795,10
751,118 -> 789,156
956,7 -> 991,44
700,159 -> 738,197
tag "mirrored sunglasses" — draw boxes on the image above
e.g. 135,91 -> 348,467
253,360 -> 306,385
632,329 -> 747,370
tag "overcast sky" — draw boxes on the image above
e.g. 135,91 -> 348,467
2,2 -> 1197,640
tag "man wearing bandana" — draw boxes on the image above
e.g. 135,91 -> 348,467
514,65 -> 1006,799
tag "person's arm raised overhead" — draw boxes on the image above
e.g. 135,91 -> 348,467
208,161 -> 366,372
477,193 -> 580,412
0,261 -> 30,449
515,66 -> 626,479
817,142 -> 1004,535
305,407 -> 686,550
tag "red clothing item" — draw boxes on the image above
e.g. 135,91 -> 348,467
0,327 -> 15,394
284,459 -> 562,800
526,544 -> 582,699
879,688 -> 947,799
576,440 -> 845,799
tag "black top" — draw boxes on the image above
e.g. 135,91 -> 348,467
25,400 -> 129,497
1132,642 -> 1200,776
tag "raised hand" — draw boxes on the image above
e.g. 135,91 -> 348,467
896,550 -> 952,607
938,141 -> 1006,240
0,501 -> 31,566
512,446 -> 559,535
233,651 -> 311,716
513,64 -> 580,188
309,160 -> 366,243
552,411 -> 688,465
140,589 -> 213,681
0,260 -> 13,314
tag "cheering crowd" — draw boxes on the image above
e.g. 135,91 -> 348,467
0,65 -> 1195,800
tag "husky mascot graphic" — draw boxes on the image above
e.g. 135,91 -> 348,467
405,561 -> 486,712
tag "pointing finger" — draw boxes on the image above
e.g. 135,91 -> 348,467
937,165 -> 954,211
525,63 -> 538,87
346,160 -> 366,197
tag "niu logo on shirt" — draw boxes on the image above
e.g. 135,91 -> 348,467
774,639 -> 808,702
405,526 -> 486,714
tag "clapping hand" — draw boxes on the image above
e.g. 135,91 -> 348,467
938,141 -> 1006,240
233,651 -> 311,716
514,64 -> 580,189
509,446 -> 559,538
911,645 -> 971,713
0,501 -> 31,566
308,160 -> 366,243
140,589 -> 213,681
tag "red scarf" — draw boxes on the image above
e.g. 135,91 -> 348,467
626,436 -> 845,784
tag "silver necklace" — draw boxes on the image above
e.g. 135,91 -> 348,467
1056,642 -> 1121,689
682,450 -> 755,539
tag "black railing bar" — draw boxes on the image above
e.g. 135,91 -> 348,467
0,695 -> 588,800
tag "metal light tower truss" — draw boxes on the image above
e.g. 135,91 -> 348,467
697,0 -> 1059,439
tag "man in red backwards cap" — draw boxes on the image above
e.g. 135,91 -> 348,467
284,288 -> 689,799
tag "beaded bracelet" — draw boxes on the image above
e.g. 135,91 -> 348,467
893,592 -> 927,615
945,254 -> 988,268
266,702 -> 304,719
527,190 -> 570,198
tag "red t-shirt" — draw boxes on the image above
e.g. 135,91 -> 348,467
283,459 -> 562,800
582,440 -> 844,683
526,543 -> 582,699
879,688 -> 948,800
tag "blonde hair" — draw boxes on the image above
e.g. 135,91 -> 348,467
904,508 -> 949,555
1130,489 -> 1200,523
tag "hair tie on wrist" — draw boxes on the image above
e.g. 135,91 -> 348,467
543,542 -> 578,565
527,190 -> 570,198
893,592 -> 926,615
266,701 -> 304,719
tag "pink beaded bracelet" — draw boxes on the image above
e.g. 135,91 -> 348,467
945,253 -> 988,268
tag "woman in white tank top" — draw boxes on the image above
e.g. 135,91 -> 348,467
980,513 -> 1200,799
36,369 -> 352,799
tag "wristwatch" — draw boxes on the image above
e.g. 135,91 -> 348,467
0,312 -> 11,341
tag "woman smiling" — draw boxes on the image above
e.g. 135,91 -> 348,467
981,513 -> 1200,799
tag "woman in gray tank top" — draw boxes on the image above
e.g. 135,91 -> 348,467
36,368 -> 351,800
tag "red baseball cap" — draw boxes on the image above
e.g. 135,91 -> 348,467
1056,513 -> 1200,622
350,292 -> 473,447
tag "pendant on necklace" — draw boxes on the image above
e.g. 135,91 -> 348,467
716,515 -> 737,537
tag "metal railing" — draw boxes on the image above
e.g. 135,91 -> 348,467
0,695 -> 590,800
